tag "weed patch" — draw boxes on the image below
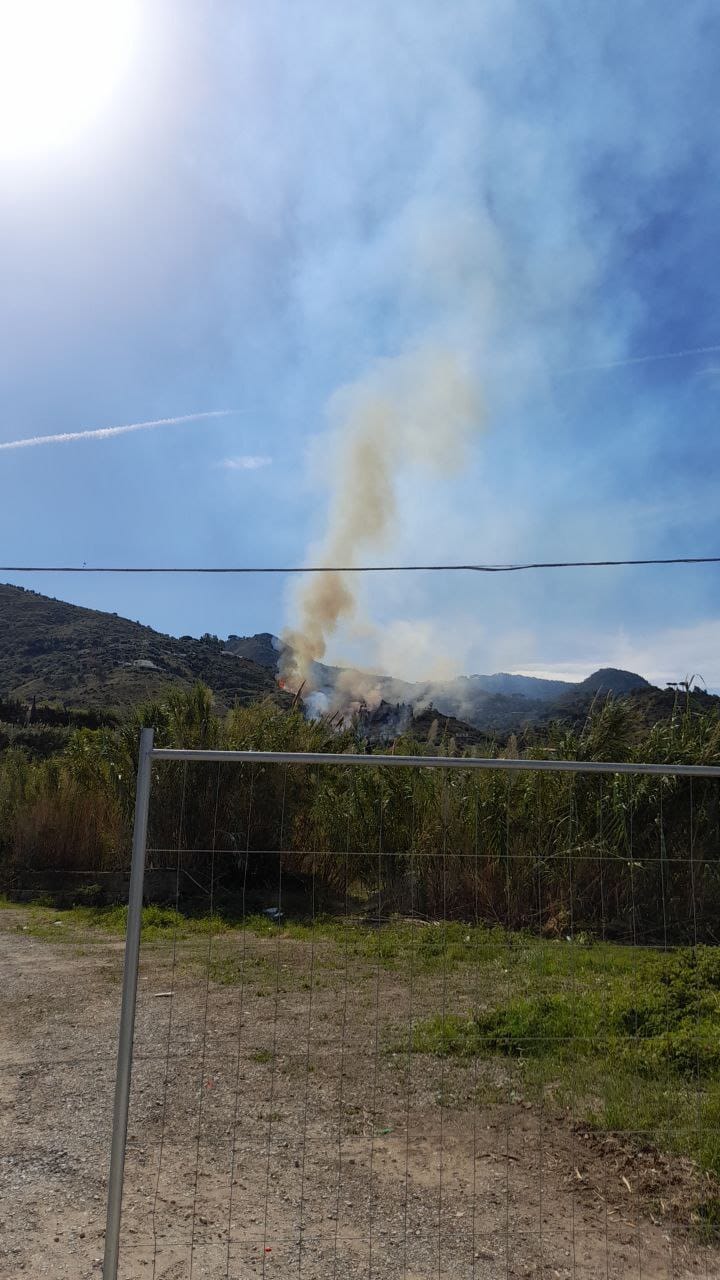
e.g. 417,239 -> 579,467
410,945 -> 720,1189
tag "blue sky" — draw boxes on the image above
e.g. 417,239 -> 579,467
1,1 -> 719,687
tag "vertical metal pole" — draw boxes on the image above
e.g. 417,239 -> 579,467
103,726 -> 154,1280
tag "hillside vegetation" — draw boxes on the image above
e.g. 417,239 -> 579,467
0,583 -> 280,710
227,628 -> 719,733
4,583 -> 717,739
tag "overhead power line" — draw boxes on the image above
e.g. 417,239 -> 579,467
1,557 -> 719,575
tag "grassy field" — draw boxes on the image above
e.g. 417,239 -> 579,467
5,892 -> 720,1234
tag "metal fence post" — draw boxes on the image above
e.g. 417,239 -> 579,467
103,726 -> 154,1280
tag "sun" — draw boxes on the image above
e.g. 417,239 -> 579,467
0,0 -> 139,160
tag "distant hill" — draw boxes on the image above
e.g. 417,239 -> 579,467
576,667 -> 651,695
0,584 -> 281,711
408,668 -> 649,728
543,680 -> 720,732
225,632 -> 281,669
460,671 -> 572,700
2,590 -> 711,739
225,632 -> 655,733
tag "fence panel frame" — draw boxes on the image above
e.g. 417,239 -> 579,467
102,735 -> 720,1280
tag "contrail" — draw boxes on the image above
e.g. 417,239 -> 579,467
559,342 -> 720,374
0,409 -> 233,452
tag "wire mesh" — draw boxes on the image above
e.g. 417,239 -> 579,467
7,751 -> 720,1279
121,758 -> 716,1275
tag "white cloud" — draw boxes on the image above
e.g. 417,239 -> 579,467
513,619 -> 720,691
219,455 -> 272,470
512,664 -> 602,684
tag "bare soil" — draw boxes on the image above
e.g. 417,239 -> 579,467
1,911 -> 718,1279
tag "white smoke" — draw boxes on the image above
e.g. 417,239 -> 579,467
281,345 -> 484,694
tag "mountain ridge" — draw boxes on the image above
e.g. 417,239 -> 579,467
0,584 -> 281,710
2,586 -> 711,737
225,631 -> 651,708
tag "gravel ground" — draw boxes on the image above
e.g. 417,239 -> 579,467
1,910 -> 718,1279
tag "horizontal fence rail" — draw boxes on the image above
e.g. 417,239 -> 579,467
150,747 -> 720,777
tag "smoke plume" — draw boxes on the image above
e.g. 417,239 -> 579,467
281,345 -> 483,691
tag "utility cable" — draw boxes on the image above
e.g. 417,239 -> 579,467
1,556 -> 720,575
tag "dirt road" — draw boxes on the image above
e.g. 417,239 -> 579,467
0,912 -> 717,1278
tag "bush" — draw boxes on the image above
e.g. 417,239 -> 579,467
3,684 -> 720,939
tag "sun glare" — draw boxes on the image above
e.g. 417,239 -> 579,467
0,0 -> 139,160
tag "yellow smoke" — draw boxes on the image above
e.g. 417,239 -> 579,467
282,345 -> 483,691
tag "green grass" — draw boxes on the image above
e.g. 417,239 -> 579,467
240,915 -> 515,973
6,893 -> 720,1211
249,1048 -> 274,1064
410,943 -> 720,1195
0,897 -> 230,943
2,898 -> 517,970
207,951 -> 276,986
